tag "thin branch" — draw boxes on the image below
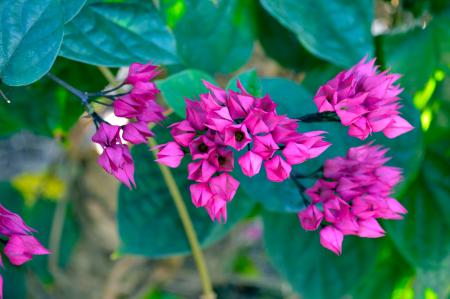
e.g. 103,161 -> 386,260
296,111 -> 340,123
290,175 -> 310,207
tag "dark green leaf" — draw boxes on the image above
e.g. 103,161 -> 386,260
156,69 -> 215,118
1,264 -> 27,299
226,69 -> 262,97
260,0 -> 374,67
117,117 -> 255,257
61,2 -> 179,66
256,3 -> 325,71
160,0 -> 256,74
0,0 -> 64,86
262,210 -> 378,299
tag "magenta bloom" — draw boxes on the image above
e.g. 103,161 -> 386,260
320,226 -> 343,255
126,62 -> 159,84
0,205 -> 49,297
314,57 -> 413,140
98,144 -> 135,188
122,122 -> 154,144
298,205 -> 323,231
156,80 -> 330,222
155,142 -> 184,168
298,143 -> 407,255
4,235 -> 50,266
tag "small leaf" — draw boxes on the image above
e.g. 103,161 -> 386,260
226,69 -> 262,97
156,69 -> 215,118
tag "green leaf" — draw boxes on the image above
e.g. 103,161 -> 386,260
226,69 -> 262,97
62,0 -> 87,23
1,264 -> 27,299
160,0 -> 256,74
156,69 -> 215,118
238,78 -> 422,212
256,3 -> 325,71
262,210 -> 378,299
60,1 -> 179,66
117,117 -> 255,257
260,0 -> 374,67
0,0 -> 64,86
26,199 -> 80,284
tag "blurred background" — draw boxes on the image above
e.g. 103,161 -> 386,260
0,0 -> 449,298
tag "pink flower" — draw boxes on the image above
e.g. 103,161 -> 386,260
189,135 -> 215,160
305,179 -> 337,203
130,81 -> 159,100
297,205 -> 323,231
113,95 -> 141,118
227,89 -> 255,119
0,205 -> 35,237
137,100 -> 165,123
126,62 -> 159,84
313,57 -> 413,139
186,99 -> 207,130
252,134 -> 279,160
209,173 -> 240,202
208,148 -> 234,172
169,120 -> 196,147
187,160 -> 217,183
155,142 -> 184,168
264,156 -> 292,182
92,123 -> 121,146
205,196 -> 228,223
356,218 -> 385,238
223,124 -> 252,151
243,109 -> 279,135
122,122 -> 153,144
238,151 -> 263,177
190,183 -> 213,207
320,226 -> 343,255
98,145 -> 135,188
206,107 -> 233,132
4,235 -> 49,266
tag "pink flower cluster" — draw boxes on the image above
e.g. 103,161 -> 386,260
92,62 -> 165,188
297,144 -> 407,255
313,57 -> 413,140
0,204 -> 49,298
156,81 -> 330,222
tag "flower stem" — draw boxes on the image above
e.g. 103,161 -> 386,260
291,175 -> 310,207
149,138 -> 216,299
296,111 -> 340,123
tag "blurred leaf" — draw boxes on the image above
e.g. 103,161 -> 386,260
160,0 -> 256,74
0,0 -> 64,86
61,1 -> 179,66
156,69 -> 215,118
226,69 -> 262,97
256,3 -> 325,71
26,199 -> 80,284
1,264 -> 27,299
262,210 -> 378,299
238,78 -> 423,212
301,64 -> 342,92
0,58 -> 106,138
260,0 -> 374,67
62,0 -> 87,23
117,117 -> 255,257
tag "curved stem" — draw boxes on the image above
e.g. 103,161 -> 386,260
296,111 -> 340,123
149,138 -> 216,299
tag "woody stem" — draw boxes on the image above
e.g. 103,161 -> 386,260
296,111 -> 340,123
148,138 -> 216,299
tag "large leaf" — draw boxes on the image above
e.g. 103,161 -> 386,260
62,0 -> 87,23
117,118 -> 255,257
60,1 -> 179,66
238,78 -> 423,212
260,0 -> 374,67
0,0 -> 64,86
262,210 -> 378,299
160,0 -> 256,74
156,69 -> 215,118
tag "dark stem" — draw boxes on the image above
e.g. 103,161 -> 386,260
296,111 -> 340,123
291,175 -> 310,207
47,73 -> 89,105
86,82 -> 126,97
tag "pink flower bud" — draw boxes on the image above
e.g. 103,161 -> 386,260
320,226 -> 343,255
4,235 -> 49,266
155,142 -> 184,168
264,156 -> 291,182
238,151 -> 263,177
297,205 -> 323,231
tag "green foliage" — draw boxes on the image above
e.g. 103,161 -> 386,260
156,69 -> 215,117
226,69 -> 262,97
62,0 -> 87,23
160,0 -> 256,74
260,0 -> 374,67
263,210 -> 378,299
117,117 -> 255,257
0,0 -> 64,86
61,1 -> 179,66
